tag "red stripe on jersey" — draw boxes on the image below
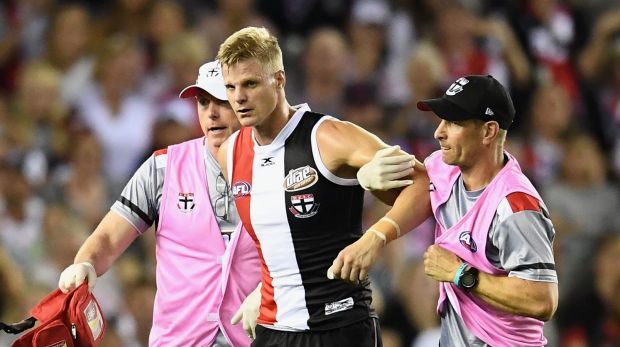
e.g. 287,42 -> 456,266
232,127 -> 278,325
506,192 -> 541,213
153,148 -> 168,156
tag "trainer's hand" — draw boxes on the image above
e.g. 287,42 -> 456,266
357,146 -> 416,191
327,230 -> 385,283
231,283 -> 262,339
423,245 -> 461,283
58,262 -> 97,293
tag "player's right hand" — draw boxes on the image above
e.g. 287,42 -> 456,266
58,262 -> 97,293
357,145 -> 416,191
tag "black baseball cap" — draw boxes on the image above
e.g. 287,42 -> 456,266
417,75 -> 515,129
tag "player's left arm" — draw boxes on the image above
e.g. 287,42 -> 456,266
317,119 -> 416,204
319,119 -> 433,282
424,208 -> 559,321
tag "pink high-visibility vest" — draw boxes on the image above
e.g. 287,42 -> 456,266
150,138 -> 260,346
425,150 -> 547,347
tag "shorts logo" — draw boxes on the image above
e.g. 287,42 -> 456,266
445,77 -> 469,95
325,297 -> 354,315
459,231 -> 477,252
232,181 -> 251,198
284,166 -> 318,192
289,193 -> 320,218
177,193 -> 195,213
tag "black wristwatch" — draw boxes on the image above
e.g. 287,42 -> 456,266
457,266 -> 479,290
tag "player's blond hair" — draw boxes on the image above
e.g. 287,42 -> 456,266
217,27 -> 283,75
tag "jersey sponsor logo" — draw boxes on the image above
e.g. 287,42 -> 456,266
325,297 -> 354,315
232,181 -> 251,198
445,77 -> 469,95
177,192 -> 195,213
289,193 -> 320,218
283,166 -> 318,192
459,231 -> 477,252
260,157 -> 275,167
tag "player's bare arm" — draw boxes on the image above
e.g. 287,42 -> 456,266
319,119 -> 433,282
316,119 -> 417,205
424,244 -> 558,321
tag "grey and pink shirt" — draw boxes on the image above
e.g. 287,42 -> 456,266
425,150 -> 557,347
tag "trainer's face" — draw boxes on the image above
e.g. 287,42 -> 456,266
433,119 -> 483,167
223,58 -> 280,128
196,90 -> 240,153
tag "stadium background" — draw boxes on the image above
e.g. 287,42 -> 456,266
0,0 -> 619,346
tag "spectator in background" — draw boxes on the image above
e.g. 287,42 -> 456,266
521,82 -> 573,187
199,0 -> 275,58
288,27 -> 350,117
74,34 -> 156,195
8,61 -> 70,190
45,3 -> 95,108
543,133 -> 620,311
513,0 -> 579,100
44,131 -> 110,228
578,9 -> 620,178
391,41 -> 447,159
154,32 -> 210,136
560,232 -> 620,347
430,0 -> 530,89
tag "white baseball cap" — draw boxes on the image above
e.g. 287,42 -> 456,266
179,60 -> 227,101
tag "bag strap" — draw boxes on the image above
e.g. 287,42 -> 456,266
0,317 -> 36,334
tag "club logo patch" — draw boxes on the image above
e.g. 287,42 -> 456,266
284,166 -> 318,192
177,193 -> 195,213
459,231 -> 477,252
445,77 -> 469,95
289,193 -> 320,218
232,181 -> 251,198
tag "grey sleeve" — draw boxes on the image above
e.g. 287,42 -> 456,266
110,155 -> 162,234
488,210 -> 558,283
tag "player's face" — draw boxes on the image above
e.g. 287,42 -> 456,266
433,119 -> 483,167
223,58 -> 279,128
196,90 -> 240,150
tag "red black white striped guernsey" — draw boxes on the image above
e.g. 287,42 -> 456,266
227,104 -> 375,331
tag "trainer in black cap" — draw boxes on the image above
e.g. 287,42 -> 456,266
416,75 -> 515,129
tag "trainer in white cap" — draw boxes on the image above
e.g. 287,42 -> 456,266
179,60 -> 227,101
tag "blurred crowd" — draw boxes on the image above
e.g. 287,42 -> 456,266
0,0 -> 619,346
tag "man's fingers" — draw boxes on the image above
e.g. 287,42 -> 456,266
231,308 -> 243,324
378,154 -> 416,166
375,145 -> 401,158
349,267 -> 360,283
383,168 -> 414,181
340,262 -> 351,281
328,257 -> 344,280
359,268 -> 369,282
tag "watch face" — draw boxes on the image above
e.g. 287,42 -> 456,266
461,273 -> 476,288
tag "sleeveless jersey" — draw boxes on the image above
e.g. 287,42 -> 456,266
228,105 -> 374,331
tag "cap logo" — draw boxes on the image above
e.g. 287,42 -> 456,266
445,77 -> 469,96
485,107 -> 494,116
206,66 -> 220,77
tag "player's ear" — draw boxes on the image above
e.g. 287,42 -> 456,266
482,121 -> 499,145
274,70 -> 286,89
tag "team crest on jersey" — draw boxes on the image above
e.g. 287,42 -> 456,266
177,192 -> 195,213
289,193 -> 320,218
283,166 -> 318,192
232,181 -> 251,199
459,231 -> 477,252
